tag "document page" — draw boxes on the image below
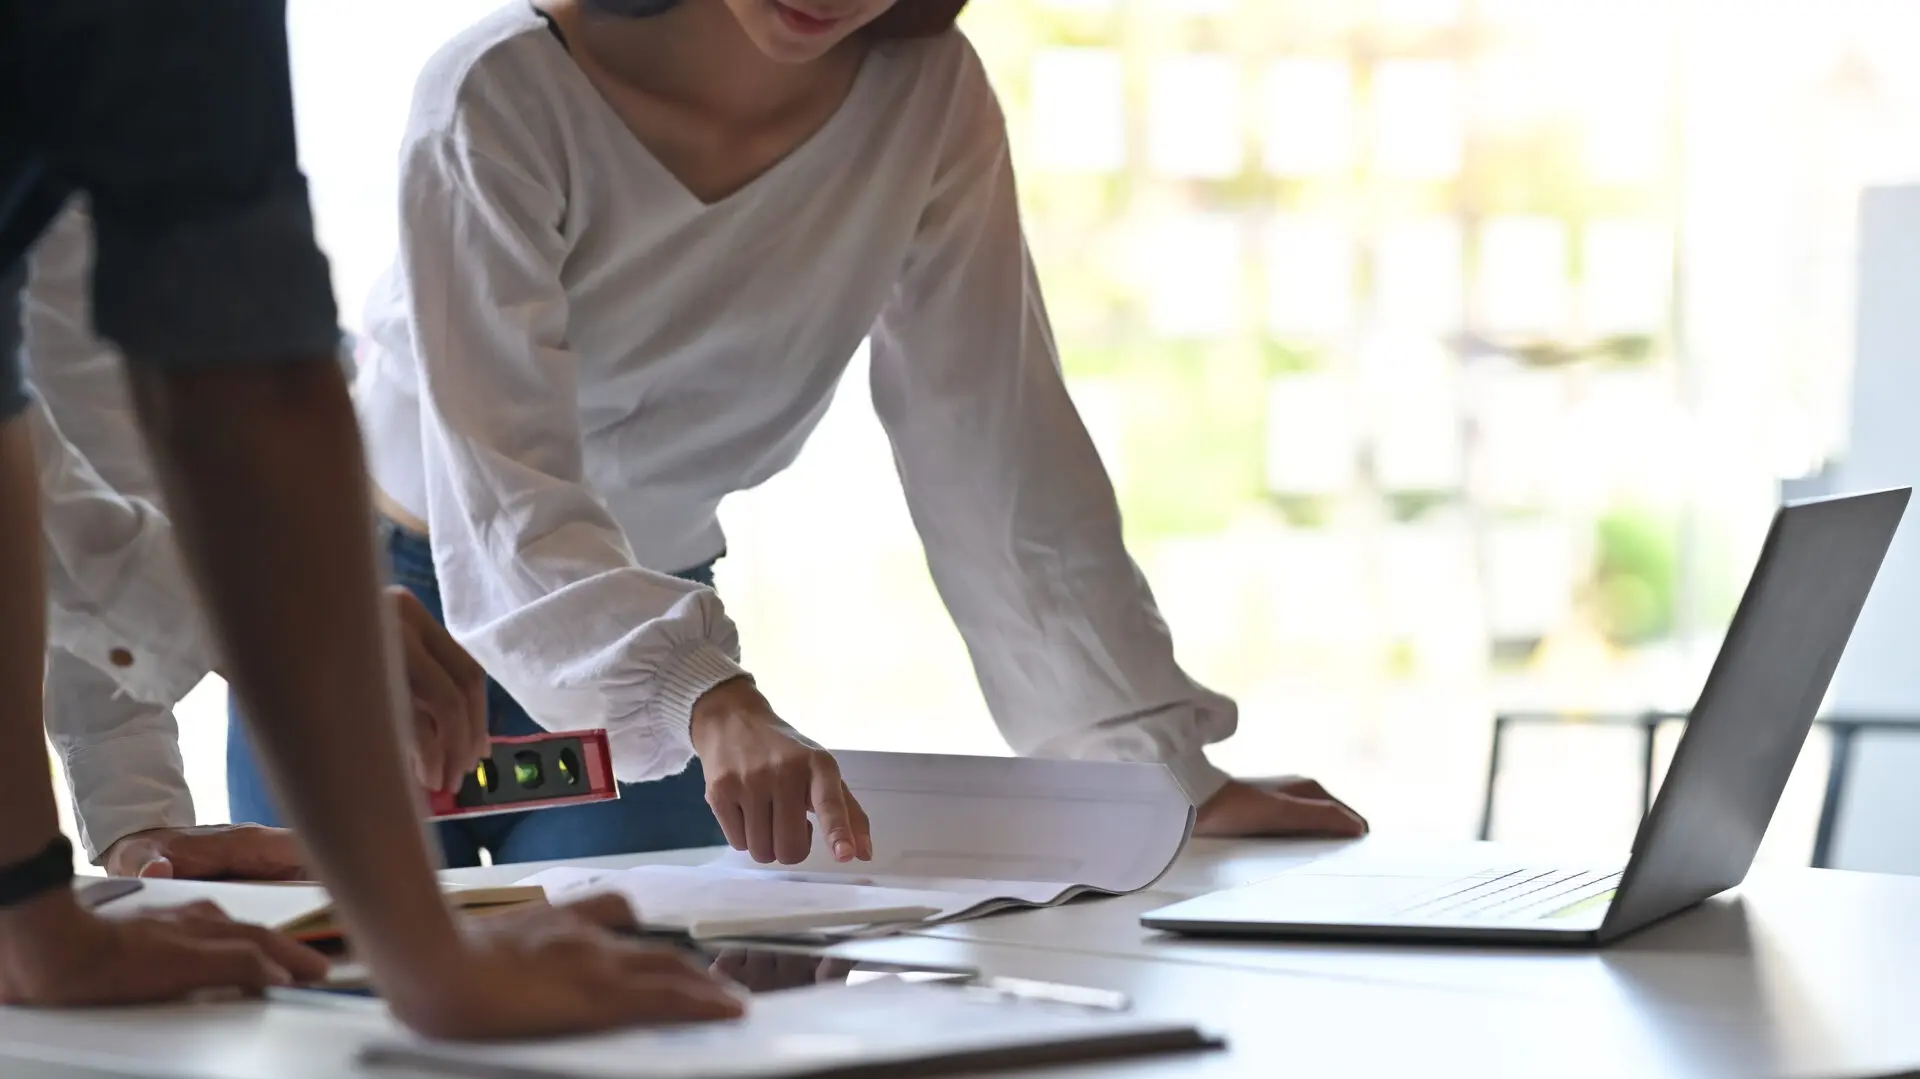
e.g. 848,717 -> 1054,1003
84,878 -> 333,932
81,877 -> 546,940
360,978 -> 1217,1079
525,864 -> 963,928
520,752 -> 1194,931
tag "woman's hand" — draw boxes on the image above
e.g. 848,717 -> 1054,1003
1194,778 -> 1368,839
102,824 -> 306,880
689,678 -> 872,866
387,587 -> 490,793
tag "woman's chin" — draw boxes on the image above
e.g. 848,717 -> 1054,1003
749,30 -> 844,63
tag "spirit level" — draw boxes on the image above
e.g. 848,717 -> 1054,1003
426,729 -> 619,821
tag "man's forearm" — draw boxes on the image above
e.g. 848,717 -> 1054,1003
0,419 -> 65,865
124,359 -> 462,980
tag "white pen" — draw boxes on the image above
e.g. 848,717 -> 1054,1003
676,904 -> 942,941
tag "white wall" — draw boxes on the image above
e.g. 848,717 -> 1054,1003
1821,184 -> 1920,874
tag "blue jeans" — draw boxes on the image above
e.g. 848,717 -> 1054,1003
226,524 -> 726,868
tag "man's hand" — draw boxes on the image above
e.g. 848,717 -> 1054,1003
388,587 -> 489,793
208,587 -> 489,795
1194,778 -> 1368,839
384,894 -> 744,1040
102,824 -> 305,880
689,678 -> 871,866
0,891 -> 330,1006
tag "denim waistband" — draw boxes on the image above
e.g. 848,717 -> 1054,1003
379,516 -> 720,591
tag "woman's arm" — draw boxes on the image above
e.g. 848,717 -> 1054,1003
868,39 -> 1365,838
868,38 -> 1239,804
395,111 -> 745,782
391,86 -> 866,861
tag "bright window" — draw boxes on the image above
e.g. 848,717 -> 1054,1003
108,0 -> 1920,863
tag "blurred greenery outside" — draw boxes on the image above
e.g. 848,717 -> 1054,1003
963,1 -> 1695,662
72,0 -> 1902,864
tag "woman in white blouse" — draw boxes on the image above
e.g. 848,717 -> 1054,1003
226,0 -> 1367,867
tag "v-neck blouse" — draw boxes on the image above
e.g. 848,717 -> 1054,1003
531,4 -> 885,212
354,2 -> 1236,801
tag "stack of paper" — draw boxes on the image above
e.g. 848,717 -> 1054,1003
359,977 -> 1220,1079
85,877 -> 545,943
520,751 -> 1195,937
521,864 -> 947,939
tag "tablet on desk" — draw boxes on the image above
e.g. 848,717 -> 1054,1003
691,943 -> 976,995
288,943 -> 976,1003
282,944 -> 1126,1018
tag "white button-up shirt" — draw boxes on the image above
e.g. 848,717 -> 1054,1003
29,203 -> 208,859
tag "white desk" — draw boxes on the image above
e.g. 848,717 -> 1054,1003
2,839 -> 1917,1079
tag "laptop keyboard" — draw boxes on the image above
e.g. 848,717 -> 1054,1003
1394,868 -> 1623,923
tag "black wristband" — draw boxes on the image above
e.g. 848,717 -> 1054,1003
0,837 -> 74,908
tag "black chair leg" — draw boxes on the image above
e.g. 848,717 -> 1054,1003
1812,723 -> 1859,869
1478,716 -> 1509,842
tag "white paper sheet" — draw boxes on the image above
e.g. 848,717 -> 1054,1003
82,877 -> 544,937
85,878 -> 332,931
359,979 -> 1213,1079
520,752 -> 1195,934
525,864 -> 960,929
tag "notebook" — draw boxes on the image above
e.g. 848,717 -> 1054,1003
358,978 -> 1222,1079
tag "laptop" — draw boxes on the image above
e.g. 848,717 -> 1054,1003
1142,488 -> 1910,946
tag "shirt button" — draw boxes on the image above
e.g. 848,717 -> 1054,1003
109,648 -> 134,668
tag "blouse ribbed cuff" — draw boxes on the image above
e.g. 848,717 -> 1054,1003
651,642 -> 751,736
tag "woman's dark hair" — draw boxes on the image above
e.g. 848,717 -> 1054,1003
864,0 -> 970,38
581,0 -> 970,39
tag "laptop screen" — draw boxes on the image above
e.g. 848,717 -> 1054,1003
1601,489 -> 1909,942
